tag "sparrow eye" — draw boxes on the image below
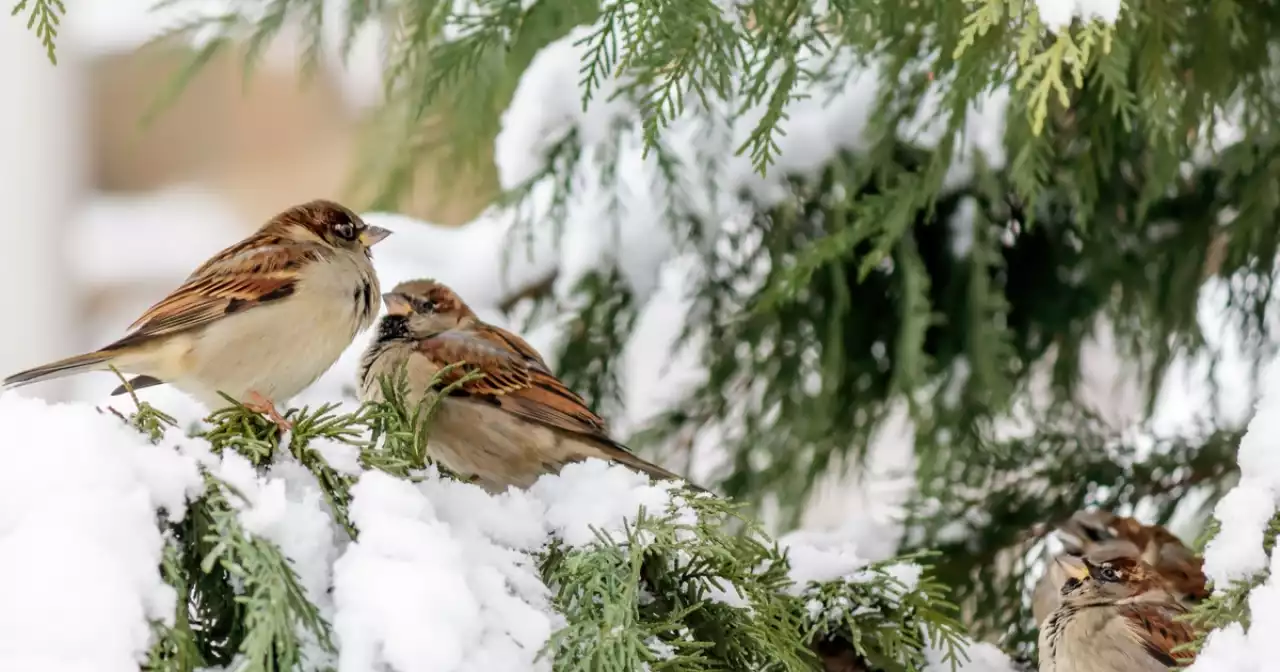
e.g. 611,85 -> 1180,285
1100,567 -> 1121,582
413,298 -> 437,314
333,221 -> 357,241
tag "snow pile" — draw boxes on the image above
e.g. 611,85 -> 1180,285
1189,363 -> 1280,672
1,381 -> 949,671
1032,0 -> 1123,31
494,26 -> 1008,217
925,640 -> 1021,672
0,393 -> 201,672
0,381 -> 992,671
1192,549 -> 1280,672
333,471 -> 554,672
1201,361 -> 1280,583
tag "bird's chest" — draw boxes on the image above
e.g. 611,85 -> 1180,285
1039,607 -> 1151,672
301,254 -> 379,332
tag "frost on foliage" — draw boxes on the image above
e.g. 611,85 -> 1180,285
0,393 -> 200,672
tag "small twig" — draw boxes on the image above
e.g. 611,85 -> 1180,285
497,269 -> 559,315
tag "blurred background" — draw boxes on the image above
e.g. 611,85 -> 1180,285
1,1 -> 494,403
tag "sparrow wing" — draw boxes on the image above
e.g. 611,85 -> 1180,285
111,235 -> 322,347
1118,603 -> 1197,666
413,324 -> 697,487
414,325 -> 612,442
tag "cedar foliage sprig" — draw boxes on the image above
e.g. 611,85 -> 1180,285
1178,511 -> 1280,657
106,368 -> 975,671
11,0 -> 64,64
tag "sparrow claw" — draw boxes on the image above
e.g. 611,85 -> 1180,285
244,391 -> 293,431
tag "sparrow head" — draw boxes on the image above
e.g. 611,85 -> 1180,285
378,279 -> 475,339
1056,510 -> 1208,603
270,199 -> 392,254
1059,548 -> 1168,606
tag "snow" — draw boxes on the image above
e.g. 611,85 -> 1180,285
1033,0 -> 1123,31
217,450 -> 344,609
29,3 -> 1265,668
495,26 -> 633,189
530,459 -> 693,547
1191,549 -> 1280,672
0,382 -> 983,672
781,527 -> 871,590
1196,329 -> 1280,585
333,470 -> 554,672
926,639 -> 1020,672
1184,324 -> 1280,671
0,393 -> 201,672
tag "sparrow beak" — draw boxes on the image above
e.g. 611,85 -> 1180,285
359,225 -> 393,247
1056,555 -> 1090,582
382,292 -> 414,316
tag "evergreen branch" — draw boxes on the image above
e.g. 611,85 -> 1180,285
146,537 -> 206,672
12,0 -> 64,64
202,394 -> 287,465
361,363 -> 482,478
542,493 -> 813,671
1179,511 -> 1280,655
199,471 -> 335,671
280,403 -> 368,538
801,553 -> 967,671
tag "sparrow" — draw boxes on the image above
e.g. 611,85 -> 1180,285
1032,511 -> 1207,627
4,200 -> 391,430
1038,547 -> 1198,671
357,279 -> 702,492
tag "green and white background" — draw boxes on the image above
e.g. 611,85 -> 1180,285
2,0 -> 1278,670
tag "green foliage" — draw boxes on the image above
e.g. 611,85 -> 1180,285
908,414 -> 1241,653
127,0 -> 1280,659
104,371 -> 972,671
802,554 -> 968,672
1180,511 -> 1280,656
12,0 -> 64,64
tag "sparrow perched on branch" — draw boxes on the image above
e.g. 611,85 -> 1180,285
4,200 -> 391,430
1032,511 -> 1207,627
358,279 -> 702,492
1038,547 -> 1198,671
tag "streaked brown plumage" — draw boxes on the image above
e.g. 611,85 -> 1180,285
4,200 -> 390,428
1033,511 -> 1207,627
1039,547 -> 1198,671
358,279 -> 703,492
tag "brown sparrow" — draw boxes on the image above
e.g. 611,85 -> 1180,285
1039,547 -> 1197,671
358,279 -> 702,492
4,200 -> 390,429
1033,511 -> 1208,626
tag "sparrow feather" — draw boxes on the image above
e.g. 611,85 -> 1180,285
118,242 -> 322,344
414,328 -> 612,440
1118,603 -> 1197,665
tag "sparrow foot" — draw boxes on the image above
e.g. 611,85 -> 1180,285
244,391 -> 293,431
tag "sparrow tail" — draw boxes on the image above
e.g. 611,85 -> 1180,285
607,447 -> 711,494
2,351 -> 115,389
